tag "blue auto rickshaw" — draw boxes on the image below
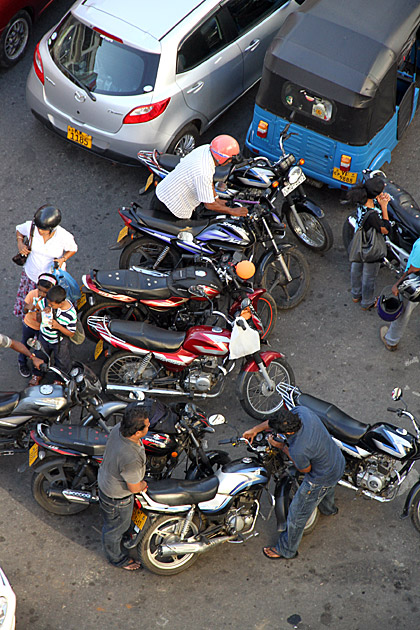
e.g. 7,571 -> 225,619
245,0 -> 420,189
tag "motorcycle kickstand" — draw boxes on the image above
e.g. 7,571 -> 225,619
228,532 -> 259,544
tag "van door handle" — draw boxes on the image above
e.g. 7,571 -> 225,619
244,39 -> 260,53
187,81 -> 204,94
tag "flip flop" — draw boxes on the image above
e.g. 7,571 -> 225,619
262,547 -> 297,560
122,559 -> 142,571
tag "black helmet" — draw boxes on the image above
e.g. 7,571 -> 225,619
398,273 -> 420,302
377,286 -> 404,321
34,205 -> 62,230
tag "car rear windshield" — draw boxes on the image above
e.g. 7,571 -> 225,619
48,14 -> 160,96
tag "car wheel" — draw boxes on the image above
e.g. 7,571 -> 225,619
0,10 -> 32,68
168,124 -> 199,156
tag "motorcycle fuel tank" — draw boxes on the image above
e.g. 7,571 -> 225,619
142,431 -> 177,455
183,326 -> 231,357
197,221 -> 253,251
233,165 -> 274,188
364,423 -> 417,459
6,384 -> 68,420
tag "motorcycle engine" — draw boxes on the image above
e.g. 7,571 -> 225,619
184,359 -> 218,392
226,496 -> 256,534
356,455 -> 394,493
146,456 -> 168,479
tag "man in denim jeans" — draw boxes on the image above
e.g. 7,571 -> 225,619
243,406 -> 345,560
98,403 -> 150,570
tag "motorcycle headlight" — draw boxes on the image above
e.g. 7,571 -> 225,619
288,166 -> 303,184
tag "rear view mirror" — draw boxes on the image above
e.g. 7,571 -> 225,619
392,387 -> 402,401
27,338 -> 41,351
208,414 -> 226,426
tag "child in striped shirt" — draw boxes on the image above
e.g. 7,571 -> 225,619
29,285 -> 77,386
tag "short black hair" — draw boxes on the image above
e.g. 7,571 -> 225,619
47,285 -> 66,303
268,407 -> 302,434
345,176 -> 385,205
38,279 -> 55,290
120,403 -> 149,437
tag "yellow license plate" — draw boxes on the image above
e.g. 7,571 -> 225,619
332,168 -> 358,184
94,339 -> 103,360
77,293 -> 87,310
67,126 -> 92,148
29,443 -> 38,467
132,505 -> 147,530
117,225 -> 129,242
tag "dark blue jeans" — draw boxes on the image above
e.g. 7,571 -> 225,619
275,479 -> 338,558
33,334 -> 72,376
19,323 -> 38,368
98,490 -> 134,567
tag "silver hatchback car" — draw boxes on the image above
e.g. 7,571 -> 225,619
26,0 -> 306,165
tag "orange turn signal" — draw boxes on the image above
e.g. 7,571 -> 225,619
299,159 -> 305,165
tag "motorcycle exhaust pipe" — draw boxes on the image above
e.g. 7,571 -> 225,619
337,479 -> 391,503
105,384 -> 221,399
158,535 -> 235,558
47,488 -> 98,504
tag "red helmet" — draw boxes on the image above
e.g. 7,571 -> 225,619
210,135 -> 240,165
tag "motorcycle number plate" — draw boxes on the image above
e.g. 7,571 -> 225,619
131,505 -> 147,530
94,339 -> 103,361
117,226 -> 129,242
77,293 -> 87,310
281,171 -> 306,196
29,443 -> 38,467
332,168 -> 357,184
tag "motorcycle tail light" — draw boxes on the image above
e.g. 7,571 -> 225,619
257,120 -> 268,138
340,155 -> 352,172
272,181 -> 279,188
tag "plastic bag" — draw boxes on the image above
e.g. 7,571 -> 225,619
51,267 -> 81,305
229,316 -> 261,360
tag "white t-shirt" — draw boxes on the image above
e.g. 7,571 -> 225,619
16,221 -> 78,283
156,144 -> 216,219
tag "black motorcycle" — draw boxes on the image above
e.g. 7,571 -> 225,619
26,400 -> 228,515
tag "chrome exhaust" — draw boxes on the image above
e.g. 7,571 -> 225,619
47,488 -> 98,504
158,535 -> 235,558
105,384 -> 221,398
338,479 -> 391,503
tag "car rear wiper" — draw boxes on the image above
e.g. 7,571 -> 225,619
58,61 -> 96,102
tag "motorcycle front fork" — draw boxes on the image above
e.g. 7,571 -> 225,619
261,216 -> 293,282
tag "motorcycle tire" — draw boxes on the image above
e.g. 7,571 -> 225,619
409,487 -> 420,533
342,212 -> 357,252
119,237 -> 181,271
137,514 -> 200,575
31,460 -> 96,515
100,351 -> 161,402
238,357 -> 295,421
286,204 -> 334,253
81,300 -> 143,342
261,248 -> 310,310
288,478 -> 319,536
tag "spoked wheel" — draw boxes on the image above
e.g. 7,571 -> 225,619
81,300 -> 143,341
286,208 -> 334,252
119,237 -> 181,270
100,351 -> 161,402
261,248 -> 310,310
138,515 -> 200,575
238,357 -> 295,421
409,488 -> 420,533
31,460 -> 96,515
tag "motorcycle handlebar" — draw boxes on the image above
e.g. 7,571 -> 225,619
387,407 -> 398,413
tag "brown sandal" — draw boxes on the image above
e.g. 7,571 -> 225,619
121,559 -> 142,571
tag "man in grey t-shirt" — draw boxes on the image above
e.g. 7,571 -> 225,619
98,403 -> 150,570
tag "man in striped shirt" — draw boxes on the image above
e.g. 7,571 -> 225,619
153,135 -> 248,220
29,285 -> 77,386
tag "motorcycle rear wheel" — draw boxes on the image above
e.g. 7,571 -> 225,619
81,300 -> 143,341
286,206 -> 333,252
238,357 -> 295,421
100,351 -> 161,402
409,488 -> 420,533
119,237 -> 181,270
261,249 -> 310,310
138,514 -> 200,575
31,460 -> 95,515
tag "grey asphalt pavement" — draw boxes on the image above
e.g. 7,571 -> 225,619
0,2 -> 420,628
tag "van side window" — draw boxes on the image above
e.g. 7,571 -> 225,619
177,15 -> 227,73
226,0 -> 288,34
283,83 -> 334,122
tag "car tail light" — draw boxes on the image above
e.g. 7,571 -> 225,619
33,43 -> 44,84
257,120 -> 268,138
340,155 -> 352,172
123,98 -> 171,124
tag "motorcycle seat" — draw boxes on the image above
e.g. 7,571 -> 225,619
0,392 -> 20,416
146,475 -> 219,506
109,319 -> 186,352
298,394 -> 369,444
135,205 -> 210,236
386,183 -> 420,237
44,425 -> 109,456
93,269 -> 172,299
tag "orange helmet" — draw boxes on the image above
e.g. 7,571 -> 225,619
235,260 -> 256,280
210,135 -> 240,165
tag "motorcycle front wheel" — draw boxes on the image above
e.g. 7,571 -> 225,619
138,514 -> 200,575
261,249 -> 310,310
100,351 -> 161,402
80,300 -> 143,341
286,204 -> 333,253
119,237 -> 181,271
31,460 -> 96,515
238,357 -> 295,421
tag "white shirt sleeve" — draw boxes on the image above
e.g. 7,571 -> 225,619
16,220 -> 32,237
60,228 -> 78,253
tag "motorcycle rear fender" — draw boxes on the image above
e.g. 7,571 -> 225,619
274,476 -> 294,532
293,197 -> 325,219
31,455 -> 69,474
401,479 -> 420,519
242,350 -> 285,372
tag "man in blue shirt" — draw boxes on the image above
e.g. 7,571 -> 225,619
381,237 -> 420,351
243,406 -> 345,559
